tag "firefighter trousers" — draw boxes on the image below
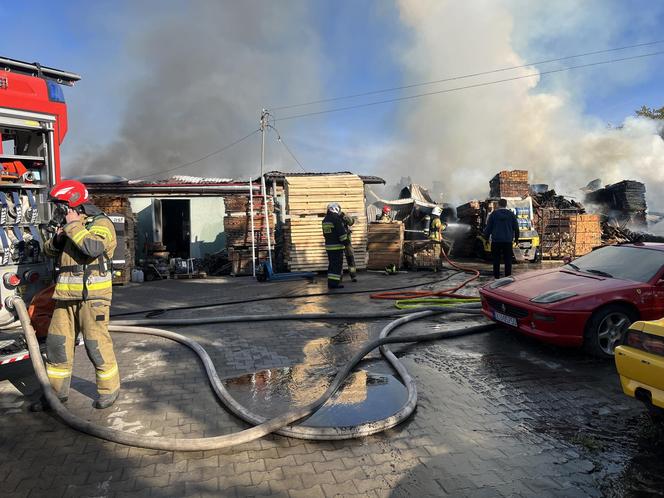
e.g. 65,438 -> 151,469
45,299 -> 120,398
343,243 -> 356,278
326,249 -> 344,288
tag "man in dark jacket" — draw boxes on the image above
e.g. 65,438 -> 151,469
484,199 -> 520,279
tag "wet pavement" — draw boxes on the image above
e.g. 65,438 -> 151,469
0,266 -> 663,497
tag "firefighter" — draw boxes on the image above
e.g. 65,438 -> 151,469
341,210 -> 357,282
322,202 -> 349,289
429,206 -> 447,266
31,180 -> 119,411
377,205 -> 392,222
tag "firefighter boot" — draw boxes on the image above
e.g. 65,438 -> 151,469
94,389 -> 119,409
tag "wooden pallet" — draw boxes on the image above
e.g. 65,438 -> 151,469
367,222 -> 404,269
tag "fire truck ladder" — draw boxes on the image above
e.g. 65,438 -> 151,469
0,57 -> 81,85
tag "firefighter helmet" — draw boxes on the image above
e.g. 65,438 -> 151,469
327,202 -> 341,214
432,206 -> 442,216
49,179 -> 89,208
382,205 -> 392,214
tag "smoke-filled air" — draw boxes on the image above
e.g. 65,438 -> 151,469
67,0 -> 664,208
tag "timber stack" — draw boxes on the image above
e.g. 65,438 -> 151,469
367,222 -> 404,269
585,180 -> 647,229
224,193 -> 274,276
283,174 -> 367,272
489,170 -> 529,198
89,194 -> 134,285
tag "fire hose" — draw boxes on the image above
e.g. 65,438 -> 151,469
13,296 -> 496,451
371,242 -> 481,301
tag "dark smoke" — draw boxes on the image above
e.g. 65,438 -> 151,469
70,1 -> 321,180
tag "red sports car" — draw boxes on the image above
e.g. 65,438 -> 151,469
479,243 -> 664,357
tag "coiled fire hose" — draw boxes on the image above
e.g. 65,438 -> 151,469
14,297 -> 496,451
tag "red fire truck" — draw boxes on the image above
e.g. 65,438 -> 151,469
0,56 -> 80,366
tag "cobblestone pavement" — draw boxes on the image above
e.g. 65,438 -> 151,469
1,268 -> 663,497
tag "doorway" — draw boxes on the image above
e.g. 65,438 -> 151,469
161,199 -> 191,259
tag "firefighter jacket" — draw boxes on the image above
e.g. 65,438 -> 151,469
44,212 -> 116,301
322,212 -> 349,251
341,212 -> 355,235
429,217 -> 446,242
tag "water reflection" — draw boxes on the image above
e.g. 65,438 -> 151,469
225,367 -> 407,427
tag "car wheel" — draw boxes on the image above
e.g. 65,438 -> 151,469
584,304 -> 637,358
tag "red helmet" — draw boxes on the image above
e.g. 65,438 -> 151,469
49,180 -> 89,208
382,205 -> 392,214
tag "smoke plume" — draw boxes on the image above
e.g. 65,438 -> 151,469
68,1 -> 321,181
387,0 -> 664,209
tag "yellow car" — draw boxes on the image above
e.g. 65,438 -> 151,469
615,318 -> 664,420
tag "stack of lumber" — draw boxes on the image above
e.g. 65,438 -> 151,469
90,194 -> 134,285
570,214 -> 602,256
489,170 -> 529,198
453,200 -> 483,257
283,174 -> 367,272
224,194 -> 274,250
585,180 -> 647,228
367,222 -> 404,269
538,209 -> 575,259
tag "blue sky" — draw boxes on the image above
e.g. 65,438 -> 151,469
1,1 -> 662,196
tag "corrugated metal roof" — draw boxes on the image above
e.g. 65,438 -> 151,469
264,170 -> 385,184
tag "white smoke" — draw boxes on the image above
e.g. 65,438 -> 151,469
386,0 -> 664,209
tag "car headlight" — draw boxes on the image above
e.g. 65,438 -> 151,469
489,277 -> 514,289
530,290 -> 578,304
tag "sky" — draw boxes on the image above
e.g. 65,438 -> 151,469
1,0 -> 663,206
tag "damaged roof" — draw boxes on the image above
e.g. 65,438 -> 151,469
264,171 -> 385,185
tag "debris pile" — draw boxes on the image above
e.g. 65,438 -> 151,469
585,180 -> 647,228
489,170 -> 529,198
600,222 -> 664,245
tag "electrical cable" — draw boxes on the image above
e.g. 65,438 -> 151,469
270,39 -> 664,111
110,270 -> 463,318
268,125 -> 308,173
275,50 -> 664,121
130,129 -> 260,181
15,297 -> 496,450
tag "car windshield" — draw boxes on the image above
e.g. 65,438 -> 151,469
564,246 -> 664,283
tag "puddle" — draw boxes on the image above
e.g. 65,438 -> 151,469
224,367 -> 408,428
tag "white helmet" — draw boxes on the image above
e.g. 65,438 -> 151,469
432,206 -> 442,216
327,202 -> 341,214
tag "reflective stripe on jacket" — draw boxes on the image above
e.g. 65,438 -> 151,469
45,213 -> 117,301
429,217 -> 445,242
322,212 -> 348,251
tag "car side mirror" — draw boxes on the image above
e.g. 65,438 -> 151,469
562,256 -> 572,264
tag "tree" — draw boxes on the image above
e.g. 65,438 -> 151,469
635,105 -> 664,120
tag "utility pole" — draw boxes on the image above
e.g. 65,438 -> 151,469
259,109 -> 273,269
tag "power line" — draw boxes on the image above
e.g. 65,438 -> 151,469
275,50 -> 664,122
271,39 -> 664,112
268,125 -> 308,173
131,129 -> 260,181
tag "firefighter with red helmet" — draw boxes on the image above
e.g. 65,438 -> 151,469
377,205 -> 393,222
31,180 -> 120,411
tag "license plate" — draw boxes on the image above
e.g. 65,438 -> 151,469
494,311 -> 518,327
